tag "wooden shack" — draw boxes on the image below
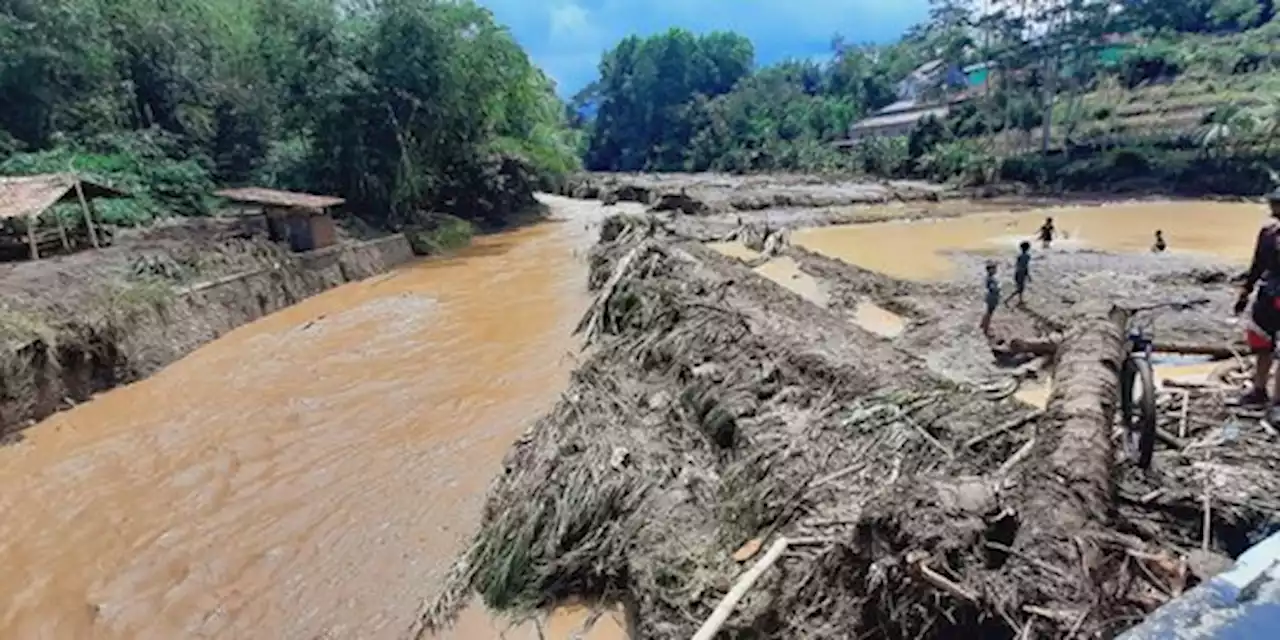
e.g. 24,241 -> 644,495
0,173 -> 125,260
213,187 -> 344,253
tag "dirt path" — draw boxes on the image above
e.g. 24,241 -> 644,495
0,195 -> 633,640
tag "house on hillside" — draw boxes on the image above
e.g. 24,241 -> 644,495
897,60 -> 948,102
841,58 -> 994,143
843,102 -> 954,142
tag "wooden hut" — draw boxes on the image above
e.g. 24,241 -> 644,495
0,173 -> 124,260
213,187 -> 344,253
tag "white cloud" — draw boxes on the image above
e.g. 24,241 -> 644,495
548,2 -> 593,41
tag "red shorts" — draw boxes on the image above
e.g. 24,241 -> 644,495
1247,325 -> 1274,352
1247,290 -> 1280,352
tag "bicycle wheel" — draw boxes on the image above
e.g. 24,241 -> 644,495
1120,356 -> 1158,469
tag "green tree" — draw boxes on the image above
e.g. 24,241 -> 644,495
1,0 -> 579,232
585,29 -> 754,171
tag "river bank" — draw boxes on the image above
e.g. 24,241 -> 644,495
0,218 -> 413,439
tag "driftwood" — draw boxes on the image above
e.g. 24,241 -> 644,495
998,337 -> 1244,360
964,410 -> 1044,448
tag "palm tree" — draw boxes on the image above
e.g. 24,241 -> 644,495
1197,103 -> 1249,158
1245,95 -> 1280,154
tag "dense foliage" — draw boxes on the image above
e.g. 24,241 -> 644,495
0,0 -> 579,228
577,0 -> 1280,194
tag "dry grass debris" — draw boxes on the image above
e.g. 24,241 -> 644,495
417,215 -> 1278,640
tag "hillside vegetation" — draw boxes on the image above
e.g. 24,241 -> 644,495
573,0 -> 1280,195
0,0 -> 580,232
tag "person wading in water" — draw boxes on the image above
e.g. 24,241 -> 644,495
1152,230 -> 1167,253
1038,217 -> 1055,249
1234,189 -> 1280,415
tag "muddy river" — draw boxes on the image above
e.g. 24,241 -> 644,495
0,196 -> 628,640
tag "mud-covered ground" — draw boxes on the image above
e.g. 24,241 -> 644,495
558,171 -> 1254,388
790,247 -> 1241,384
0,217 -> 287,326
560,170 -> 1248,237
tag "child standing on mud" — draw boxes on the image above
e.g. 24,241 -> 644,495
981,261 -> 999,336
1006,241 -> 1032,306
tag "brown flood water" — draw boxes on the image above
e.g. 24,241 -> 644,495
706,241 -> 907,338
794,201 -> 1267,281
0,195 -> 628,640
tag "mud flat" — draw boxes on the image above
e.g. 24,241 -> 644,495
0,218 -> 412,437
558,171 -> 959,213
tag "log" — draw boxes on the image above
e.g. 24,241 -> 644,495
1041,302 -> 1128,528
998,337 -> 1244,360
1006,302 -> 1129,614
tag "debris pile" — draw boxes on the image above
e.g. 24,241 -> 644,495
418,217 -> 1279,639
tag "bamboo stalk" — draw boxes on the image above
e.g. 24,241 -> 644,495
965,411 -> 1043,449
26,219 -> 38,260
54,211 -> 70,251
998,437 -> 1038,475
692,537 -> 789,640
1178,391 -> 1190,439
74,181 -> 101,249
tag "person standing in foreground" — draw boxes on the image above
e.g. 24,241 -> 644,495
981,261 -> 1000,336
1007,241 -> 1032,306
1233,189 -> 1280,411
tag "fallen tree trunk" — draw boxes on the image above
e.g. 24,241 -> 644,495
998,302 -> 1130,623
1040,302 -> 1128,528
998,337 -> 1243,360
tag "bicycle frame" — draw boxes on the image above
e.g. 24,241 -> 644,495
1127,328 -> 1154,358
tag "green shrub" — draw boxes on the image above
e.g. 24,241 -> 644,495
1119,44 -> 1185,88
0,129 -> 215,226
918,140 -> 999,186
405,213 -> 475,255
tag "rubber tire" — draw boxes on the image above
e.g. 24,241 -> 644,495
1120,356 -> 1158,469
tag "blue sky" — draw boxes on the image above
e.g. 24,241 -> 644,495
476,0 -> 932,96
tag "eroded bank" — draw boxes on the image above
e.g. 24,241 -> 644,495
0,232 -> 413,437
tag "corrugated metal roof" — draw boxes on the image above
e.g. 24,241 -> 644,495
851,105 -> 951,131
877,99 -> 922,115
214,187 -> 344,211
0,174 -> 127,221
